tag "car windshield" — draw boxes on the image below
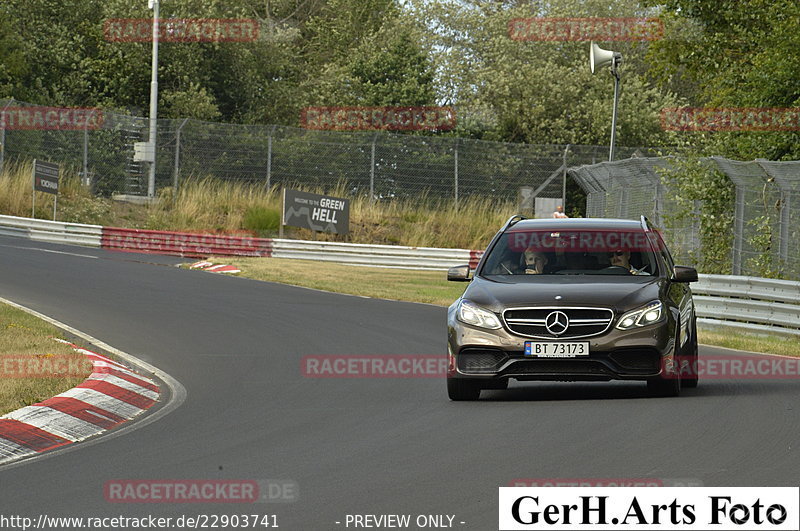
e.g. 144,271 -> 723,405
481,228 -> 661,277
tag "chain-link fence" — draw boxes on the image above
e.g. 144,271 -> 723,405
568,156 -> 800,280
710,157 -> 800,280
1,98 -> 672,207
568,157 -> 701,266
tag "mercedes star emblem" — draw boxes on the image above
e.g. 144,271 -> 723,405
545,311 -> 569,336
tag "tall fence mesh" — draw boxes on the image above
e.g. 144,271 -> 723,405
568,156 -> 800,280
710,157 -> 800,280
1,98 -> 668,208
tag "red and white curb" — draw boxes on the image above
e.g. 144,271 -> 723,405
189,261 -> 241,274
0,342 -> 160,465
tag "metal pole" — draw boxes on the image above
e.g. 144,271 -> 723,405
369,132 -> 377,202
779,191 -> 790,274
147,0 -> 160,198
609,61 -> 620,162
31,159 -> 35,218
82,114 -> 90,187
267,124 -> 276,190
173,118 -> 188,192
732,187 -> 745,275
454,138 -> 459,209
562,144 -> 570,210
53,195 -> 57,222
0,99 -> 14,175
279,187 -> 285,239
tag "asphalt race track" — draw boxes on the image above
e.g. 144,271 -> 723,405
1,233 -> 799,529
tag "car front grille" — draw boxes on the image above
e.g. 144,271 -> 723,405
503,307 -> 614,339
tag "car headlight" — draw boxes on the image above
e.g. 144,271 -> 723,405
457,300 -> 502,330
616,301 -> 664,330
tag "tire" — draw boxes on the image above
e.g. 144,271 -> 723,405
648,346 -> 681,397
447,378 -> 482,401
680,319 -> 699,389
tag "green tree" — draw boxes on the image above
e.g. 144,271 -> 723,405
642,0 -> 800,160
409,0 -> 683,147
0,14 -> 27,97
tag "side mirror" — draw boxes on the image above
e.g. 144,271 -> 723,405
672,265 -> 698,283
447,265 -> 471,282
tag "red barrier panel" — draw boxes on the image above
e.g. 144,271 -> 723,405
469,250 -> 484,270
101,227 -> 273,258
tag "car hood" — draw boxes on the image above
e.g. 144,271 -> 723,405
463,275 -> 664,313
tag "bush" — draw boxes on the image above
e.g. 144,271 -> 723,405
243,206 -> 280,234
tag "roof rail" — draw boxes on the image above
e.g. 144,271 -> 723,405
640,215 -> 651,231
502,215 -> 527,232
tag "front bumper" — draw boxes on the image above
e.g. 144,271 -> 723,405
447,310 -> 676,382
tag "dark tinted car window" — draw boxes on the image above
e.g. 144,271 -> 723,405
481,228 -> 661,277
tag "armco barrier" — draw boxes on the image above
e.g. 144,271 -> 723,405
271,239 -> 483,270
0,214 -> 102,247
100,227 -> 273,258
693,275 -> 800,338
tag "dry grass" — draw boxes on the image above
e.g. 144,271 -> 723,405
0,303 -> 93,416
0,161 -> 111,224
152,178 -> 514,249
1,165 -> 514,249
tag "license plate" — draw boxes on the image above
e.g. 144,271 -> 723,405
525,341 -> 589,357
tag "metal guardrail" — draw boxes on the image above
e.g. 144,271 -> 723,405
0,214 -> 102,247
271,239 -> 482,270
1,214 -> 797,337
693,275 -> 800,337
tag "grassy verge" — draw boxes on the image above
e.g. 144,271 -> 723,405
0,303 -> 93,416
205,257 -> 467,306
199,256 -> 800,358
698,329 -> 800,357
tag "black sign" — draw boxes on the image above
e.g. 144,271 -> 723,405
282,189 -> 350,235
33,160 -> 60,195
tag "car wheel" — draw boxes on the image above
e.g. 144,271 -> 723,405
648,348 -> 681,397
680,319 -> 699,389
447,378 -> 482,401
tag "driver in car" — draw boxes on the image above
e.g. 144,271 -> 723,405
523,249 -> 549,274
610,249 -> 640,275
